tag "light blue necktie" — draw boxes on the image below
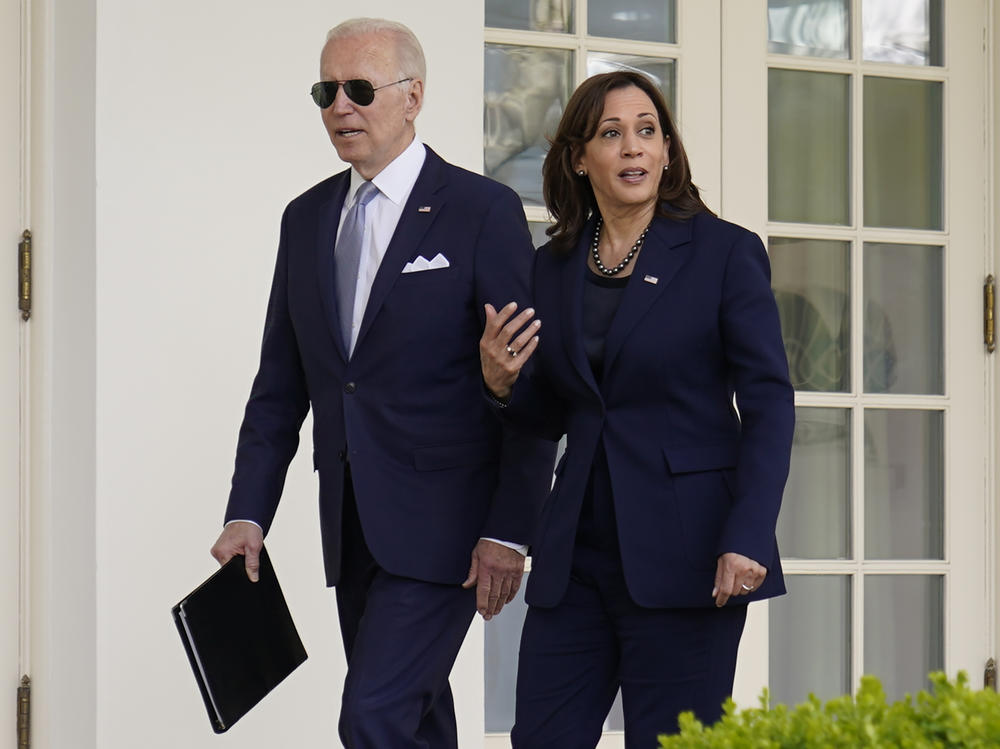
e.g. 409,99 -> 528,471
334,180 -> 379,354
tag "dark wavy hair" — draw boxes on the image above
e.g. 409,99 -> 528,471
542,71 -> 713,253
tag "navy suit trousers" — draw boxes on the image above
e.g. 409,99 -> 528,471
336,467 -> 477,749
512,542 -> 747,749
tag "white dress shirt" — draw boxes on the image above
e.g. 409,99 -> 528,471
228,136 -> 526,556
339,136 -> 426,356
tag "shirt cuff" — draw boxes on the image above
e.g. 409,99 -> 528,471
225,518 -> 263,532
481,537 -> 528,556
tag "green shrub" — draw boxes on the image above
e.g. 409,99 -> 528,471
658,672 -> 1000,748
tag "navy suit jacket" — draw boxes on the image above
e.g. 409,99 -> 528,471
225,146 -> 556,587
506,210 -> 795,609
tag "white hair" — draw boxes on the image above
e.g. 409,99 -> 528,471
324,18 -> 427,82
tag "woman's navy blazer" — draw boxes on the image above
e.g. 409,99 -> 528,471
507,209 -> 795,609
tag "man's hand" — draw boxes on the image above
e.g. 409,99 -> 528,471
462,539 -> 525,620
712,551 -> 767,607
210,521 -> 264,582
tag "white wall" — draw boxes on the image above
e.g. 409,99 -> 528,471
93,2 -> 485,747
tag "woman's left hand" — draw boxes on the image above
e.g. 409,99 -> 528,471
712,552 -> 767,607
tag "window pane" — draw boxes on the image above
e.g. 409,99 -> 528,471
486,0 -> 574,33
770,575 -> 851,703
767,0 -> 850,59
769,69 -> 850,225
770,237 -> 851,392
528,221 -> 552,249
485,45 -> 573,206
588,0 -> 675,43
484,577 -> 525,732
863,0 -> 942,66
863,77 -> 942,230
864,409 -> 944,560
778,408 -> 851,559
606,693 -> 624,731
863,243 -> 943,394
864,575 -> 944,701
586,53 -> 675,112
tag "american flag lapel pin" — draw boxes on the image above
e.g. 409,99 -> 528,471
643,275 -> 659,285
418,205 -> 432,213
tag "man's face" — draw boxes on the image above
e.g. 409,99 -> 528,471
319,32 -> 423,180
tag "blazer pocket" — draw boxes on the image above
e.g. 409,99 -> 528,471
397,265 -> 458,282
662,443 -> 738,474
663,444 -> 738,570
413,440 -> 496,471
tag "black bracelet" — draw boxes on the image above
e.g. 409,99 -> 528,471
486,391 -> 510,409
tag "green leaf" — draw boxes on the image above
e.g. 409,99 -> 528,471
657,672 -> 1000,748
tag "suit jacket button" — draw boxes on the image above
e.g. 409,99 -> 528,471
344,382 -> 357,394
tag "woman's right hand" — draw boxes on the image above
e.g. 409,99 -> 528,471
479,302 -> 541,400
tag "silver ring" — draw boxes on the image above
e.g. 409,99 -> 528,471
505,345 -> 518,358
741,583 -> 754,592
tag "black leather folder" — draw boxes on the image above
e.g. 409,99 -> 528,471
172,546 -> 308,733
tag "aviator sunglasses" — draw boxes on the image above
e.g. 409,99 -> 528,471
310,78 -> 412,108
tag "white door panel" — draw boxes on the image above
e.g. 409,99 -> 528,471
1,0 -> 23,744
724,0 -> 990,703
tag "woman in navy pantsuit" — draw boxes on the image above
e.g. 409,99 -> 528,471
481,71 -> 795,748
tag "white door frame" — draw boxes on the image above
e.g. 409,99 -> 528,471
2,0 -> 27,742
724,0 -> 993,700
23,0 -> 99,747
991,0 -> 1000,677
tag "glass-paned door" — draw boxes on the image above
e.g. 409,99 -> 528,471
727,0 -> 988,707
482,0 -> 990,742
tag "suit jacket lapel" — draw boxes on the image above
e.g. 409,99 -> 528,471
316,172 -> 351,361
601,215 -> 693,381
353,147 -> 447,353
560,218 -> 601,398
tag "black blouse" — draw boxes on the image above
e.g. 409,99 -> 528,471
582,267 -> 630,380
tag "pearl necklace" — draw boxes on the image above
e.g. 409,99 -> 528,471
591,218 -> 650,276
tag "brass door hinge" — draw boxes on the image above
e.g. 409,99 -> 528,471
18,230 -> 31,321
986,658 -> 997,691
17,675 -> 30,749
985,275 -> 996,353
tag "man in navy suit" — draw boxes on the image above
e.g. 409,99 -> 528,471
210,18 -> 555,748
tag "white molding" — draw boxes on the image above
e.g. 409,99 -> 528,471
987,0 -> 999,672
28,0 -> 97,746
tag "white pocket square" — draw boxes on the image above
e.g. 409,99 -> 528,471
402,253 -> 451,274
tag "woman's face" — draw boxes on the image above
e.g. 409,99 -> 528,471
575,85 -> 670,216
